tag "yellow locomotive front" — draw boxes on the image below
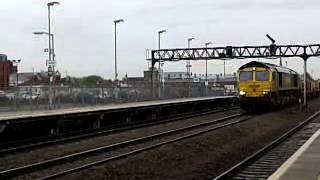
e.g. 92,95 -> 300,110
238,61 -> 301,111
239,67 -> 273,98
238,61 -> 276,111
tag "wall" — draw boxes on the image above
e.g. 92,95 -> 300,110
0,54 -> 13,89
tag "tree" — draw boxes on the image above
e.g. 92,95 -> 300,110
80,75 -> 104,87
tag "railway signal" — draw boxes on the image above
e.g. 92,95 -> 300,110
266,34 -> 278,58
266,34 -> 276,44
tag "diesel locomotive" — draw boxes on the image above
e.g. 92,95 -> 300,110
238,61 -> 319,111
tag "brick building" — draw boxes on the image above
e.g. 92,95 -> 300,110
0,54 -> 13,89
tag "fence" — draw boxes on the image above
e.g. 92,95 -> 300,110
0,83 -> 235,113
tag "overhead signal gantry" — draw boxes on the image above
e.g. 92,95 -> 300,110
146,41 -> 320,107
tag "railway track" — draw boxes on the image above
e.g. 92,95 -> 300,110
214,109 -> 320,180
0,113 -> 250,180
0,107 -> 239,155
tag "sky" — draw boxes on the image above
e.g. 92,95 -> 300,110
1,0 -> 320,79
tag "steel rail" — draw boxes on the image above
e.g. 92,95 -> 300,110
0,107 -> 239,155
39,115 -> 251,180
0,113 -> 248,179
213,109 -> 320,180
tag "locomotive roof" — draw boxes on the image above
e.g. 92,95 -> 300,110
239,61 -> 298,75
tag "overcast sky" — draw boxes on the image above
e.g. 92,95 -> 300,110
1,0 -> 320,79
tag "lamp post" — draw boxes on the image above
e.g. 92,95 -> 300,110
223,59 -> 226,77
187,38 -> 194,97
12,59 -> 21,111
33,32 -> 55,56
158,30 -> 167,59
205,42 -> 212,82
114,19 -> 124,82
204,42 -> 212,97
158,29 -> 166,99
158,30 -> 167,69
47,1 -> 59,109
33,31 -> 56,108
12,59 -> 21,87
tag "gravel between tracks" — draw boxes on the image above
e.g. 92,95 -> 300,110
62,99 -> 320,180
0,109 -> 239,172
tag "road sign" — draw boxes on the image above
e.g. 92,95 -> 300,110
46,60 -> 56,67
44,48 -> 54,53
48,66 -> 53,73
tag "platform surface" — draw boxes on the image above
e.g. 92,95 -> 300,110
0,96 -> 234,121
269,128 -> 320,180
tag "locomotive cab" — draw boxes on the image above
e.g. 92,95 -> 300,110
238,61 -> 301,111
239,67 -> 273,98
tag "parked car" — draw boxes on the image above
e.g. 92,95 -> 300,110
95,91 -> 112,99
5,93 -> 15,100
21,92 -> 40,100
0,91 -> 5,98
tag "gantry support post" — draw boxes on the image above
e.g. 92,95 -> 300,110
301,47 -> 310,108
151,51 -> 157,100
303,58 -> 307,107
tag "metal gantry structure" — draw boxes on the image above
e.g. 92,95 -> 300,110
147,44 -> 320,106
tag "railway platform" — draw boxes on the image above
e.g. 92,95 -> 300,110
0,96 -> 237,142
269,128 -> 320,180
0,96 -> 236,121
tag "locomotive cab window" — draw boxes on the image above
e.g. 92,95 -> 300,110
256,71 -> 269,81
240,71 -> 253,81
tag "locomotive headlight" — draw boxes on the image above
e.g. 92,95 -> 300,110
263,91 -> 268,95
240,91 -> 246,96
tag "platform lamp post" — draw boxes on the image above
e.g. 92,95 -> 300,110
33,32 -> 55,57
33,31 -> 56,107
114,19 -> 124,82
205,42 -> 212,82
47,1 -> 59,110
187,38 -> 194,97
158,29 -> 167,99
113,19 -> 124,102
204,42 -> 212,97
12,59 -> 21,87
158,30 -> 167,67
